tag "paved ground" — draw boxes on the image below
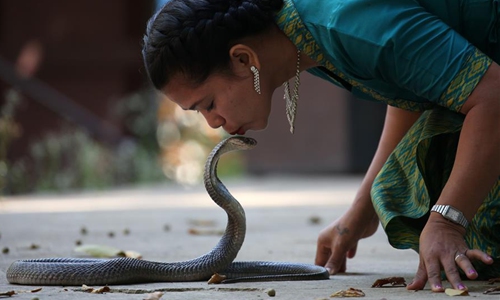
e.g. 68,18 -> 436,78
0,175 -> 498,299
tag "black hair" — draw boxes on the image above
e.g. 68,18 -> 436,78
142,0 -> 284,90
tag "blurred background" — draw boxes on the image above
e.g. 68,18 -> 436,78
0,0 -> 386,195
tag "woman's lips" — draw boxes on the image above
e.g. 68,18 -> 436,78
230,127 -> 246,135
237,127 -> 247,135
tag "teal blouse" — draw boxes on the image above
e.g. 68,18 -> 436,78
275,0 -> 496,112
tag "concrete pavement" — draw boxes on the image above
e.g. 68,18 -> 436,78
0,175 -> 498,299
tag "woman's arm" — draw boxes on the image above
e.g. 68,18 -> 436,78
315,105 -> 421,273
408,61 -> 500,292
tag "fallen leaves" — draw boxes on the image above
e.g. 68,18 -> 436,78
488,277 -> 500,284
371,277 -> 407,288
188,219 -> 217,227
188,228 -> 224,236
0,290 -> 15,297
308,215 -> 322,225
74,244 -> 142,259
445,288 -> 469,296
330,288 -> 365,297
81,284 -> 110,294
0,288 -> 42,298
483,286 -> 500,295
207,273 -> 227,284
28,243 -> 40,250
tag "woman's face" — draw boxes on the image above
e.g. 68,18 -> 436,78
163,73 -> 272,135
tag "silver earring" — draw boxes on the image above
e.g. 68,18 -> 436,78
250,66 -> 261,95
283,50 -> 301,134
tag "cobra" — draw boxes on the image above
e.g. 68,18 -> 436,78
6,136 -> 329,285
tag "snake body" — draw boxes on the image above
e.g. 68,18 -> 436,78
6,136 -> 329,285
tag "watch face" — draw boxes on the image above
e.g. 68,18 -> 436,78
445,208 -> 460,220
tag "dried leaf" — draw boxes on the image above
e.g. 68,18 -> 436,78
31,288 -> 42,293
120,250 -> 143,260
483,286 -> 500,295
208,273 -> 227,284
188,228 -> 224,236
81,284 -> 94,292
330,288 -> 365,297
371,277 -> 406,287
75,244 -> 123,258
91,286 -> 110,294
143,291 -> 164,300
309,215 -> 322,225
488,277 -> 500,284
0,290 -> 15,297
188,219 -> 217,227
29,243 -> 40,250
445,288 -> 469,296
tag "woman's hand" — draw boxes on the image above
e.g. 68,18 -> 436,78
315,206 -> 379,274
407,214 -> 494,292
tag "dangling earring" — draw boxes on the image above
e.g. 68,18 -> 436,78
250,66 -> 261,95
283,50 -> 301,134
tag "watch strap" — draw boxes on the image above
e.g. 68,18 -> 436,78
431,205 -> 469,229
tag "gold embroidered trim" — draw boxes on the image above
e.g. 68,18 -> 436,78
437,48 -> 492,112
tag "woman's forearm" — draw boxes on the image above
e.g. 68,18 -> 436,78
353,106 -> 422,212
436,63 -> 500,221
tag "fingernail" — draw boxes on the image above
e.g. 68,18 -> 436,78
433,284 -> 443,290
468,269 -> 476,275
457,283 -> 467,290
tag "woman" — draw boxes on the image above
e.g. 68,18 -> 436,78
142,0 -> 500,292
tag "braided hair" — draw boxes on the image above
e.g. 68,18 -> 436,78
142,0 -> 284,90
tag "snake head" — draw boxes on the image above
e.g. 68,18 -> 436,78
227,136 -> 257,150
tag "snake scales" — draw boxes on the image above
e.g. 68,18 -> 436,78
6,136 -> 329,285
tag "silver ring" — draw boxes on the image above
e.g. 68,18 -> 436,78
454,253 -> 466,262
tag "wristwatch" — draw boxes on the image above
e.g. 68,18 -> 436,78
430,205 -> 469,229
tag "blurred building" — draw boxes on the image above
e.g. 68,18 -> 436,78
0,0 -> 386,181
247,73 -> 386,174
0,0 -> 155,160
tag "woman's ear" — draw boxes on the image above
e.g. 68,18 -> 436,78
229,44 -> 260,76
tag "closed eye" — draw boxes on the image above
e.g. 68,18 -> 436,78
206,100 -> 215,112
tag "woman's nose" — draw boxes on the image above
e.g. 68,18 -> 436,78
201,111 -> 225,129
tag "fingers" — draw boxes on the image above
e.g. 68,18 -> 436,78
407,260 -> 430,291
465,249 -> 494,265
323,249 -> 347,274
454,249 -> 494,280
314,244 -> 331,267
443,253 -> 466,290
409,248 -> 495,292
347,244 -> 357,259
454,252 -> 477,280
314,240 -> 348,274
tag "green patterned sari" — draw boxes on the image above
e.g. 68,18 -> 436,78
275,0 -> 500,278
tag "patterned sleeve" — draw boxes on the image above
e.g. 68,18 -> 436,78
437,49 -> 492,112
